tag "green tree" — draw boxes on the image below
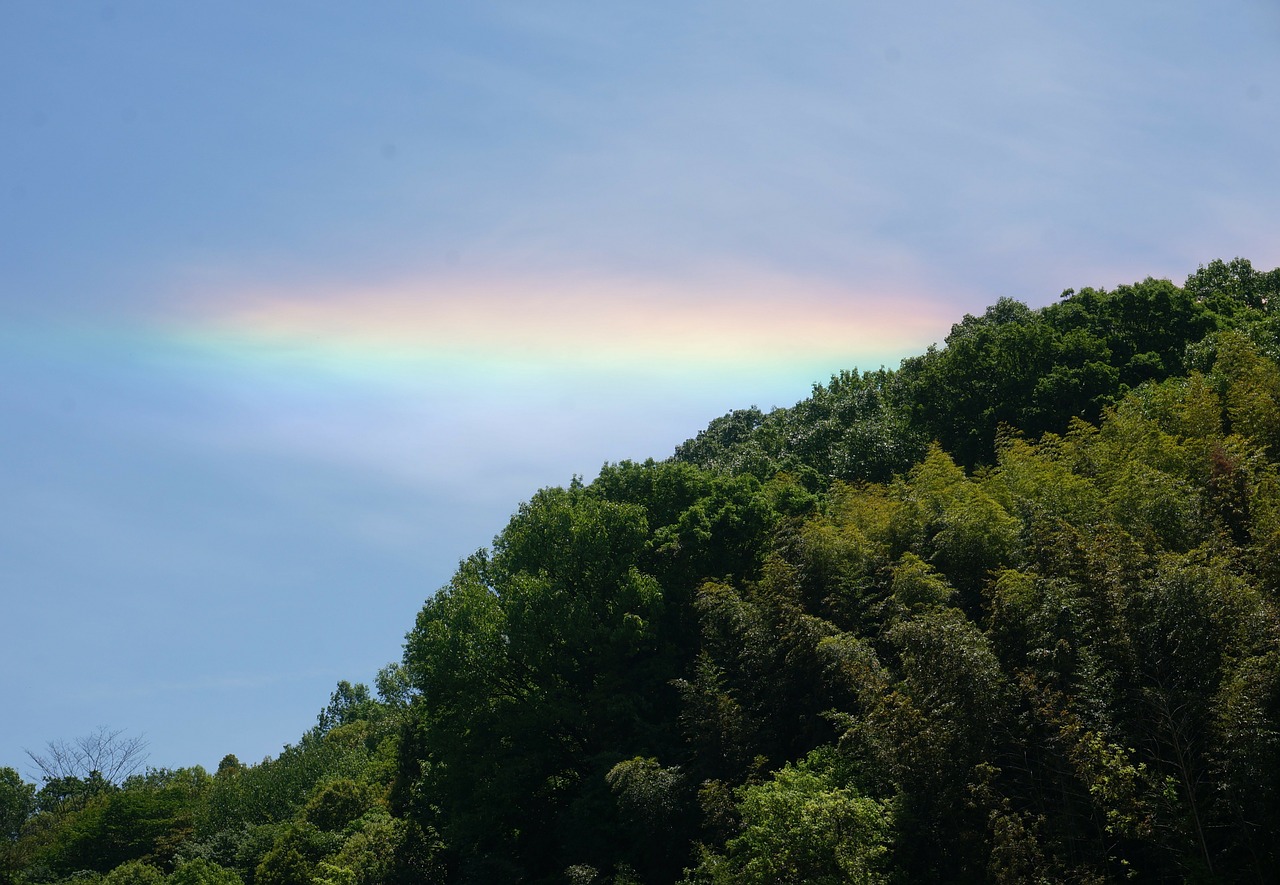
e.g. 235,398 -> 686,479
891,445 -> 1020,606
1185,257 -> 1280,312
254,844 -> 310,885
169,858 -> 245,885
397,485 -> 673,880
301,780 -> 373,833
686,749 -> 891,885
0,768 -> 33,841
313,683 -> 377,737
44,768 -> 207,874
102,860 -> 165,885
0,767 -> 36,884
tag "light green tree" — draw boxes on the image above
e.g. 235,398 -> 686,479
686,749 -> 891,884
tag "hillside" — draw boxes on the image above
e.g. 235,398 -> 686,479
5,257 -> 1280,884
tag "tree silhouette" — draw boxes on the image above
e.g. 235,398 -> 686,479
25,726 -> 148,784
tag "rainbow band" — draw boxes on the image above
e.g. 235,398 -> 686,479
156,274 -> 950,380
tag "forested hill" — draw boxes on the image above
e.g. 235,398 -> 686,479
6,257 -> 1280,885
676,257 -> 1280,480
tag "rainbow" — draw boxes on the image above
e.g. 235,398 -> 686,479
147,272 -> 956,387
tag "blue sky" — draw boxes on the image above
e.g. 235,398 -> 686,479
2,1 -> 1278,775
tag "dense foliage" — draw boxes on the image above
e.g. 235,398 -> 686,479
6,258 -> 1280,883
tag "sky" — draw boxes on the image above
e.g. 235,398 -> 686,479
2,1 -> 1279,776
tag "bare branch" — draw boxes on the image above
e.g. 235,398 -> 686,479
24,726 -> 149,784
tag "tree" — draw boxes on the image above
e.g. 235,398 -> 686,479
36,768 -> 207,874
686,749 -> 892,884
890,445 -> 1020,607
102,859 -> 164,885
1185,257 -> 1280,312
0,767 -> 36,883
397,485 -> 673,879
26,728 -> 148,786
169,858 -> 245,885
313,682 -> 379,737
255,843 -> 311,885
302,779 -> 374,832
0,768 -> 34,841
